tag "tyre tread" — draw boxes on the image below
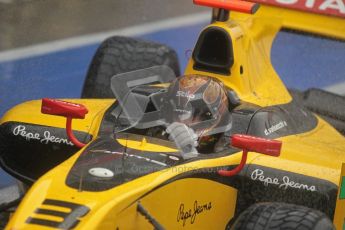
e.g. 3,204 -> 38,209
81,36 -> 180,98
232,203 -> 334,230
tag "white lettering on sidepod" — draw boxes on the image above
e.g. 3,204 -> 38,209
13,125 -> 74,146
251,169 -> 317,192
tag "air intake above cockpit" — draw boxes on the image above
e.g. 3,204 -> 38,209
192,27 -> 234,75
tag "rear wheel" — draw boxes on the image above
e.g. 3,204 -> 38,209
231,202 -> 334,230
81,36 -> 180,98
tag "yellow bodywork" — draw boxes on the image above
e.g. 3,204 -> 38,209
0,99 -> 115,137
3,3 -> 345,230
185,18 -> 294,107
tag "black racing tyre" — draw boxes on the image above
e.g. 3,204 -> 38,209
81,36 -> 180,98
231,203 -> 334,230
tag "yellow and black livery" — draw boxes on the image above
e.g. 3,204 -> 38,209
1,0 -> 345,229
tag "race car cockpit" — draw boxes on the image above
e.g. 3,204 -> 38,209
110,65 -> 234,157
62,65 -> 316,192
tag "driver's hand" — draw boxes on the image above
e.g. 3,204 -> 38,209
166,122 -> 198,159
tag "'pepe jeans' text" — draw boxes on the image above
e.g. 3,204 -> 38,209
13,125 -> 74,146
251,169 -> 317,192
177,200 -> 212,226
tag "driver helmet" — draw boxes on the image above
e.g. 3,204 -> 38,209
163,74 -> 229,136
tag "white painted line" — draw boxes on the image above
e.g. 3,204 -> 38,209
323,82 -> 345,95
0,12 -> 210,63
0,0 -> 12,3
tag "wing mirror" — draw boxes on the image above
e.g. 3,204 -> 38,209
41,98 -> 89,148
41,98 -> 88,119
218,134 -> 282,176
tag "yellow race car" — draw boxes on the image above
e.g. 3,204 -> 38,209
1,0 -> 345,229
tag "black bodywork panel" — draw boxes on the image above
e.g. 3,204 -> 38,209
238,164 -> 338,219
247,101 -> 317,138
0,122 -> 92,183
65,136 -> 185,192
290,88 -> 345,135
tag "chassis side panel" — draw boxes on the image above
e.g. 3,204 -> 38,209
0,99 -> 114,182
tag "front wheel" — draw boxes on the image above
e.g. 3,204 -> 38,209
231,202 -> 334,230
81,36 -> 180,98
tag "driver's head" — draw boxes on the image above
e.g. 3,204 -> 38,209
164,74 -> 229,133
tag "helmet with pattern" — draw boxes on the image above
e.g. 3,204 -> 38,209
162,74 -> 230,137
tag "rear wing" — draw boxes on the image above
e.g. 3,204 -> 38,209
334,163 -> 345,229
231,0 -> 345,39
250,0 -> 345,18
